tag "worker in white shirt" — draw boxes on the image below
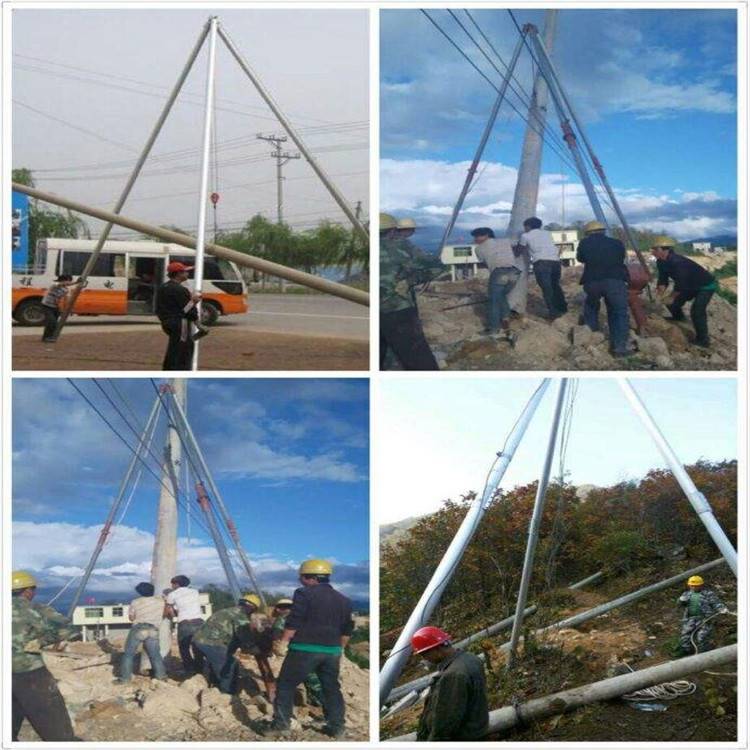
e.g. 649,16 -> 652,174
165,575 -> 205,675
517,217 -> 568,320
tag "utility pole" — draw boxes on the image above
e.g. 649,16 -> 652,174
345,200 -> 363,280
257,133 -> 300,224
507,10 -> 558,315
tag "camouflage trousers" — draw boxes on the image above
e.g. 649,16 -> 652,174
679,616 -> 714,654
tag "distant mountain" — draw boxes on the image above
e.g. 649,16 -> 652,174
380,515 -> 424,549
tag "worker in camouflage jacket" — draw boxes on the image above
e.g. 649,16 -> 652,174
380,213 -> 444,370
678,574 -> 727,655
12,570 -> 79,741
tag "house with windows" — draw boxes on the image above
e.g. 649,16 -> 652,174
72,593 -> 213,641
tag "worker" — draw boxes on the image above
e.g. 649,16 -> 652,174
115,582 -> 167,683
517,217 -> 567,320
193,594 -> 271,695
165,575 -> 205,675
396,216 -> 417,239
380,212 -> 444,370
678,575 -> 728,655
471,227 -> 522,342
651,236 -> 718,348
576,220 -> 631,357
264,559 -> 354,739
271,597 -> 324,707
11,569 -> 79,741
40,274 -> 84,342
155,261 -> 204,370
412,625 -> 489,742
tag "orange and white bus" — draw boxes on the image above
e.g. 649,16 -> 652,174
12,238 -> 248,326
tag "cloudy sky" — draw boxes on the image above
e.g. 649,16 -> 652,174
12,8 -> 368,237
377,378 -> 736,524
380,8 -> 737,241
13,378 -> 369,601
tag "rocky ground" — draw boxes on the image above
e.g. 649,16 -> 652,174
416,266 -> 736,371
19,638 -> 369,742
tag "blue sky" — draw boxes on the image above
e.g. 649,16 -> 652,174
381,9 -> 737,240
377,378 -> 736,524
12,378 -> 369,600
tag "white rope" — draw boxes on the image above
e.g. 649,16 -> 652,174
45,574 -> 81,606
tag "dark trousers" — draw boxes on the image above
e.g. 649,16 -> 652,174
41,305 -> 59,341
533,260 -> 567,318
583,278 -> 630,355
12,666 -> 77,741
668,289 -> 713,345
177,619 -> 205,673
487,267 -> 520,331
273,650 -> 345,731
194,643 -> 237,694
380,307 -> 438,370
161,318 -> 194,370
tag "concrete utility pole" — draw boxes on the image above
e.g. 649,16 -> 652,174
257,133 -> 300,224
507,10 -> 558,315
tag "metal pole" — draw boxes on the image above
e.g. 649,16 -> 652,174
167,391 -> 266,606
195,482 -> 242,598
216,23 -> 369,243
507,378 -> 569,667
438,32 -> 527,253
12,183 -> 369,306
191,17 -> 219,371
379,379 -> 551,706
51,21 -> 211,342
68,395 -> 162,617
618,379 -> 737,575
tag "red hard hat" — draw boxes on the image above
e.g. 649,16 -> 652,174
167,261 -> 194,274
411,626 -> 452,654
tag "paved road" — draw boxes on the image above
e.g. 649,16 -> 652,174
13,293 -> 369,341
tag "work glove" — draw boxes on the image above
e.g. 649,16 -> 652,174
191,323 -> 210,342
273,640 -> 288,658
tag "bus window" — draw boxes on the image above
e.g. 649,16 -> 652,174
61,251 -> 125,277
171,255 -> 234,280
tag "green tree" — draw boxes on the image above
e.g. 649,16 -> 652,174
201,583 -> 235,612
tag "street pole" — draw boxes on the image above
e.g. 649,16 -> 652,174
51,21 -> 211,342
618,379 -> 737,575
507,378 -> 569,668
379,379 -> 552,706
191,16 -> 219,371
256,134 -> 300,224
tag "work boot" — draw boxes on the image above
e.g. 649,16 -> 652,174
320,725 -> 346,739
191,323 -> 210,342
259,722 -> 292,739
694,339 -> 711,349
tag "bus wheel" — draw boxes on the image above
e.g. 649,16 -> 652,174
200,301 -> 221,326
14,299 -> 47,326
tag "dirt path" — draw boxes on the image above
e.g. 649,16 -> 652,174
13,328 -> 368,371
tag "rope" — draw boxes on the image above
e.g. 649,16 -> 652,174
45,575 -> 81,606
694,610 -> 737,677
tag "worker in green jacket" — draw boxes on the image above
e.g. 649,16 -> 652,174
380,213 -> 444,370
12,570 -> 80,741
411,625 -> 488,742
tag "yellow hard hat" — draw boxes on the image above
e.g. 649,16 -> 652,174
12,570 -> 37,591
299,559 -> 333,576
687,575 -> 704,586
583,220 -> 606,234
276,597 -> 294,607
397,217 -> 417,230
652,235 -> 676,248
240,593 -> 261,608
379,213 -> 398,231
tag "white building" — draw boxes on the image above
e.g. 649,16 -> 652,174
440,229 -> 580,281
692,241 -> 712,253
72,593 -> 213,641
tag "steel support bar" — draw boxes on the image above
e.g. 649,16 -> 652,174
166,391 -> 265,606
507,378 -> 569,667
568,570 -> 604,590
11,184 -> 369,306
51,21 -> 211,341
437,32 -> 527,252
379,379 -> 552,706
216,24 -> 368,244
389,645 -> 737,741
619,379 -> 737,575
195,482 -> 242,598
384,557 -> 726,705
191,17 -> 219,371
67,395 -> 162,617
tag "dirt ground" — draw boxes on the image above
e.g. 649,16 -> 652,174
12,328 -> 368,371
18,638 -> 369,742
